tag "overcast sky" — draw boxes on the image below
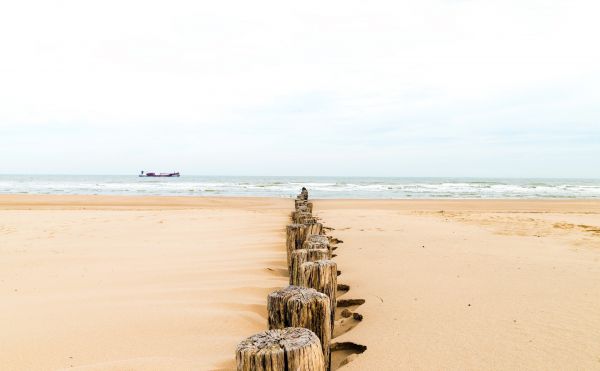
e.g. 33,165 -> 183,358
0,0 -> 598,177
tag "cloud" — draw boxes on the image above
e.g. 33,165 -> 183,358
0,0 -> 598,176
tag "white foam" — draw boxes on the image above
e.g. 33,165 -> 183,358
1,176 -> 599,198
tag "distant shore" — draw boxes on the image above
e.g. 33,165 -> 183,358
1,195 -> 599,370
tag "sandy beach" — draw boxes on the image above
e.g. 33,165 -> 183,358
1,195 -> 600,370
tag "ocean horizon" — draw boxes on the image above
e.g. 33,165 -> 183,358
1,174 -> 599,199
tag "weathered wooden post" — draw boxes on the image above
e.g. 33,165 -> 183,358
294,212 -> 316,224
299,187 -> 309,200
301,220 -> 323,240
296,205 -> 310,214
294,199 -> 313,212
291,205 -> 310,221
268,286 -> 332,370
286,223 -> 324,269
302,238 -> 330,255
300,260 -> 338,331
286,224 -> 303,269
290,248 -> 331,285
295,199 -> 311,210
236,187 -> 344,371
307,234 -> 329,245
236,327 -> 325,371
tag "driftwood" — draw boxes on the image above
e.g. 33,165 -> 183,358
267,286 -> 331,370
236,327 -> 325,371
290,248 -> 331,285
300,260 -> 338,331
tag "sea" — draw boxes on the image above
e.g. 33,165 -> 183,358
0,175 -> 599,199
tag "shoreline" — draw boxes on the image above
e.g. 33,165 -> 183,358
2,193 -> 600,208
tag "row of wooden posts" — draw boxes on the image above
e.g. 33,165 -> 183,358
236,188 -> 338,371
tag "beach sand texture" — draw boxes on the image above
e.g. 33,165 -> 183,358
1,196 -> 600,370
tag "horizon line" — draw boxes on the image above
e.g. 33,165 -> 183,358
1,174 -> 600,180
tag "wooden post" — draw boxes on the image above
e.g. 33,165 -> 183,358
307,234 -> 329,245
268,286 -> 332,370
302,239 -> 330,254
306,201 -> 313,213
287,223 -> 325,269
301,221 -> 323,240
295,199 -> 306,209
299,187 -> 308,200
290,248 -> 331,285
294,212 -> 316,224
300,260 -> 338,331
236,327 -> 325,371
291,206 -> 310,222
295,200 -> 313,212
286,224 -> 303,269
296,205 -> 310,213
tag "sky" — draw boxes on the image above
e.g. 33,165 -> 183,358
0,0 -> 598,177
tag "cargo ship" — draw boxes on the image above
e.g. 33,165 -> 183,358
139,171 -> 180,177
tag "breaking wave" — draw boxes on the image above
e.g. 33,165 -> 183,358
1,175 -> 599,199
